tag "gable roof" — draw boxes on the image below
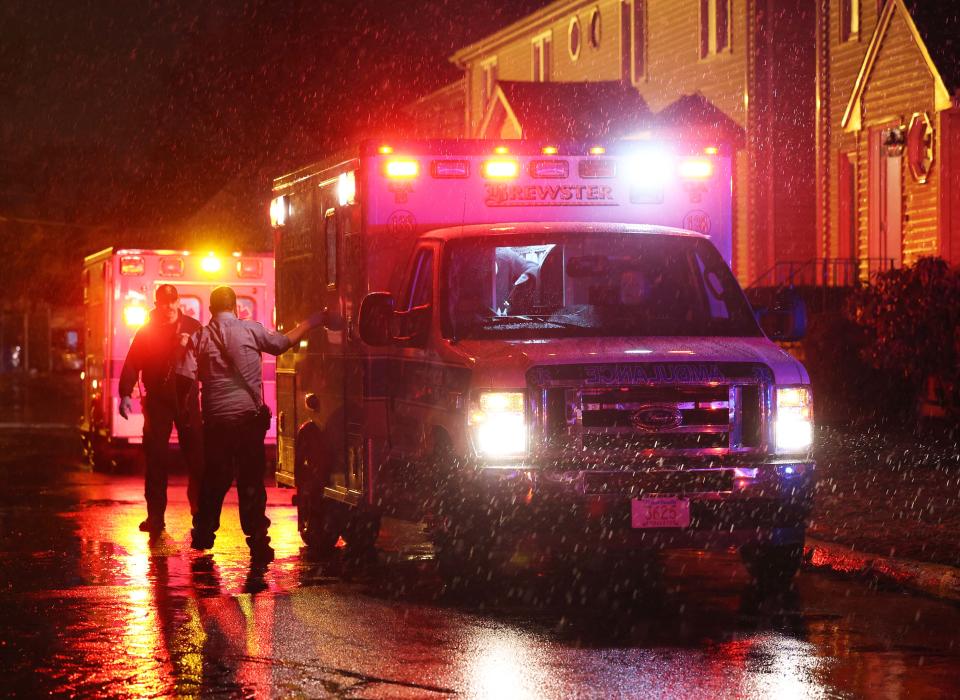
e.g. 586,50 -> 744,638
648,93 -> 745,146
479,82 -> 745,145
842,0 -> 953,131
480,81 -> 651,140
450,0 -> 586,66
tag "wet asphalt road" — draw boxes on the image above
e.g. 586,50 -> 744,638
1,430 -> 960,699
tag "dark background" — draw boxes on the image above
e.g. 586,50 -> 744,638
0,0 -> 546,303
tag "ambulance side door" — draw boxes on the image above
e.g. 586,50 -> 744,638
389,243 -> 437,459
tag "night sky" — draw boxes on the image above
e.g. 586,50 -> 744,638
0,0 -> 546,300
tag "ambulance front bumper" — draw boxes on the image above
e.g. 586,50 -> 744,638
464,458 -> 814,552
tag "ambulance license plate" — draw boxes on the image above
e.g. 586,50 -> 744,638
631,497 -> 691,529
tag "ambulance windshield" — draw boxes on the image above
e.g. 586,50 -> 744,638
442,232 -> 761,340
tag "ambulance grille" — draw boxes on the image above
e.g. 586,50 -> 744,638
538,382 -> 763,456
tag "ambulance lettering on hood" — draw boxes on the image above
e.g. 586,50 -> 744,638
485,183 -> 616,207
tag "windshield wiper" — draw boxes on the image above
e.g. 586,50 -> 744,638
516,314 -> 590,329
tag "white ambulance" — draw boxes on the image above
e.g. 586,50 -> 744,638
80,248 -> 277,469
271,140 -> 813,589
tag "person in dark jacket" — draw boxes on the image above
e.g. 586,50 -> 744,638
177,285 -> 320,562
118,284 -> 203,535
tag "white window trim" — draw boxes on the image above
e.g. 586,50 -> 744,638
532,30 -> 552,81
589,6 -> 602,48
700,0 -> 732,60
568,16 -> 582,61
480,56 -> 498,107
632,0 -> 646,82
841,0 -> 861,43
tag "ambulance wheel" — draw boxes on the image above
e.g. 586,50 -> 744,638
740,542 -> 804,592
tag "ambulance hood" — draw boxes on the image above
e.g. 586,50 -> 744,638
449,335 -> 808,386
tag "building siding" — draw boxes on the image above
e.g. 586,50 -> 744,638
455,0 -> 815,286
858,9 -> 939,264
467,0 -> 623,135
822,0 -> 955,280
824,0 -> 881,262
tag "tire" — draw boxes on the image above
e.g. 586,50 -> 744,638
294,425 -> 341,553
741,542 -> 804,592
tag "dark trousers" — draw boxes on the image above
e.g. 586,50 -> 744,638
143,392 -> 203,522
192,413 -> 271,547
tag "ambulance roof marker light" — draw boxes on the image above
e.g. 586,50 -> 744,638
589,146 -> 606,155
542,145 -> 558,155
494,145 -> 509,155
200,252 -> 221,274
704,145 -> 720,155
378,145 -> 394,154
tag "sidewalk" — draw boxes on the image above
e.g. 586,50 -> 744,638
806,424 -> 960,600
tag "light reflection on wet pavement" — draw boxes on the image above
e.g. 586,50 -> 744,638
1,436 -> 959,698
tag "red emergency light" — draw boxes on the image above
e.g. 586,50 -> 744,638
529,160 -> 569,178
120,255 -> 144,276
431,160 -> 470,178
482,159 -> 520,179
678,158 -> 714,179
237,258 -> 262,278
385,159 -> 419,178
578,159 -> 616,178
159,257 -> 184,276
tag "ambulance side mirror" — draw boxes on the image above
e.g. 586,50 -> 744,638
358,292 -> 396,346
755,287 -> 807,342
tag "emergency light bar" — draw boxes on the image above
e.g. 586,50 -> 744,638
482,159 -> 520,179
678,158 -> 714,179
431,160 -> 470,178
200,253 -> 221,273
529,160 -> 569,178
237,258 -> 263,278
385,159 -> 419,178
159,257 -> 184,276
120,255 -> 144,276
579,159 -> 616,178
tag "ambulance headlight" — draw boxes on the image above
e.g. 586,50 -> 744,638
468,391 -> 528,459
775,386 -> 814,454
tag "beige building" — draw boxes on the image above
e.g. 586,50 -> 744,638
442,0 -> 817,285
817,0 -> 960,278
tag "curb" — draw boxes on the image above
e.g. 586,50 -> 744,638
803,536 -> 960,603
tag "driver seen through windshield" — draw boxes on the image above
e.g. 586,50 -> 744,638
442,233 -> 760,340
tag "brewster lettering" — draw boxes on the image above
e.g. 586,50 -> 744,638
485,183 -> 616,207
